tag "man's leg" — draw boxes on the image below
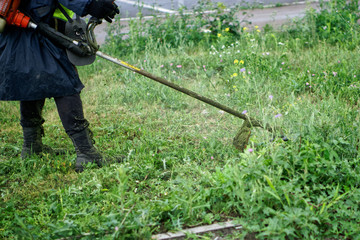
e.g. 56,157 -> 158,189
54,93 -> 103,172
20,99 -> 46,158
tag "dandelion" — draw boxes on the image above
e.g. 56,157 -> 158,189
242,110 -> 247,114
275,114 -> 282,118
232,73 -> 238,77
233,85 -> 237,89
269,95 -> 273,100
234,59 -> 239,64
217,33 -> 222,37
240,60 -> 244,64
225,27 -> 230,32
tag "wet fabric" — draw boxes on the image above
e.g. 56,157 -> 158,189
20,93 -> 89,135
0,0 -> 91,101
20,99 -> 46,128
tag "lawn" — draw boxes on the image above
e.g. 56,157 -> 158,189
1,0 -> 360,239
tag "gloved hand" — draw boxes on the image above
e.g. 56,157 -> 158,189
87,0 -> 120,23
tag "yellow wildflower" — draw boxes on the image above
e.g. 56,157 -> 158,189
234,59 -> 239,64
232,73 -> 238,77
240,60 -> 244,64
255,25 -> 259,29
217,33 -> 222,37
225,27 -> 230,32
243,27 -> 248,31
257,29 -> 261,33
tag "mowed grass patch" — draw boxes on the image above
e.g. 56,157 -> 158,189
1,0 -> 360,238
1,41 -> 359,239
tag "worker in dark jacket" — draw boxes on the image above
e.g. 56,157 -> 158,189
0,0 -> 119,172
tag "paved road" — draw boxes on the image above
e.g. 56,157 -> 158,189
115,0 -> 306,18
94,1 -> 319,44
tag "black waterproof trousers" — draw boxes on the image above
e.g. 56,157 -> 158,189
20,93 -> 89,135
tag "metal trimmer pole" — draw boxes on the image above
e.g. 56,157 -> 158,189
96,51 -> 275,133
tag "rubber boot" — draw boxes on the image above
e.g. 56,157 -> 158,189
69,128 -> 104,172
21,126 -> 44,159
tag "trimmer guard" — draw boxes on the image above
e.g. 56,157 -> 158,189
64,17 -> 96,66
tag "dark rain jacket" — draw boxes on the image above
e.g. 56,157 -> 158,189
0,0 -> 91,101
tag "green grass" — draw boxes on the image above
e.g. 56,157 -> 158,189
1,1 -> 360,239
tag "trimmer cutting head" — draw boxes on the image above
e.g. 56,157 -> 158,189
233,121 -> 289,152
233,121 -> 252,152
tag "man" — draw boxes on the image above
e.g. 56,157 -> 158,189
0,0 -> 119,172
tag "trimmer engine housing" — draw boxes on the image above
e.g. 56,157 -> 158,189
0,0 -> 30,32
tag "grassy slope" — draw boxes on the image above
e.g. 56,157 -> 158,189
1,24 -> 360,239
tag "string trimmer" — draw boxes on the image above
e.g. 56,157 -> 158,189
0,0 -> 287,151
